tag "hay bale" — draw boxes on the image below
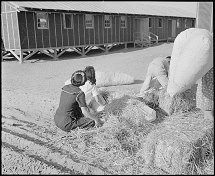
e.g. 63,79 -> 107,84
96,71 -> 134,87
158,88 -> 195,115
142,111 -> 214,174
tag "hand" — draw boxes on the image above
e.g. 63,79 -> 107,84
95,118 -> 104,128
137,92 -> 146,98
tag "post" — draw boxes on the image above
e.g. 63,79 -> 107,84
19,50 -> 23,63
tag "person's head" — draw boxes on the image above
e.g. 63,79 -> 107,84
165,56 -> 171,63
84,66 -> 96,85
71,70 -> 86,87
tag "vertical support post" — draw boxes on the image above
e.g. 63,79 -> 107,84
82,47 -> 85,56
105,45 -> 108,53
54,49 -> 58,59
124,43 -> 127,49
19,50 -> 23,63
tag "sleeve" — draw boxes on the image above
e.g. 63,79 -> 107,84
65,78 -> 71,85
76,91 -> 87,107
91,85 -> 100,97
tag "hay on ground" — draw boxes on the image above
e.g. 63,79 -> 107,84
141,110 -> 214,174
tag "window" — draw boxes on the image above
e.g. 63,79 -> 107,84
177,19 -> 180,28
85,14 -> 94,28
104,15 -> 112,28
37,13 -> 48,29
63,14 -> 73,29
191,19 -> 195,27
121,16 -> 127,28
158,18 -> 163,28
149,18 -> 152,28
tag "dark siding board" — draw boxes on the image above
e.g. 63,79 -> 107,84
11,12 -> 20,49
35,28 -> 43,49
89,29 -> 94,44
68,29 -> 74,46
79,15 -> 85,45
108,28 -> 111,43
7,13 -> 15,49
94,15 -> 99,44
55,13 -> 63,47
62,27 -> 68,46
112,17 -> 116,43
18,12 -> 28,49
1,13 -> 10,49
104,28 -> 107,43
164,18 -> 167,39
73,15 -> 79,46
49,13 -> 57,48
127,17 -> 130,42
43,29 -> 50,48
26,12 -> 36,49
116,16 -> 120,42
85,29 -> 90,45
32,13 -> 37,48
62,17 -> 69,47
130,17 -> 134,42
99,16 -> 103,44
120,28 -> 123,42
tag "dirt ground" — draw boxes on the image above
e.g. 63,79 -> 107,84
2,42 -> 174,174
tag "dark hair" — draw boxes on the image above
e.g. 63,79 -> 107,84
84,66 -> 96,85
71,70 -> 86,87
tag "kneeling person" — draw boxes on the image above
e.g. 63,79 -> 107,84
54,70 -> 103,132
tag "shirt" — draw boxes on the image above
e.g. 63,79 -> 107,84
147,57 -> 170,77
65,79 -> 100,104
54,84 -> 87,131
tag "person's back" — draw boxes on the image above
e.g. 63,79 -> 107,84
149,57 -> 170,77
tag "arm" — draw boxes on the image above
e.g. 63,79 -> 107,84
94,94 -> 106,106
80,107 -> 103,126
92,85 -> 106,106
77,91 -> 103,127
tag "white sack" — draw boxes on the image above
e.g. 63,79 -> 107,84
95,71 -> 134,87
167,28 -> 213,97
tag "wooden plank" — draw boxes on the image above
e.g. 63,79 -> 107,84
54,13 -> 57,47
23,50 -> 37,60
6,12 -> 11,49
71,47 -> 82,55
10,12 -> 16,49
24,12 -> 30,49
60,13 -> 63,47
40,50 -> 54,58
84,46 -> 93,55
48,13 -> 51,48
78,14 -> 80,46
57,48 -> 67,57
83,14 -> 86,45
32,12 -> 37,49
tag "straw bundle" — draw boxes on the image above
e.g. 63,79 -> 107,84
62,90 -> 158,174
140,87 -> 195,115
142,111 -> 214,174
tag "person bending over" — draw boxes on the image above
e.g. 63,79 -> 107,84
138,56 -> 171,97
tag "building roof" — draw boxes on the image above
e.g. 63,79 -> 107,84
5,1 -> 196,18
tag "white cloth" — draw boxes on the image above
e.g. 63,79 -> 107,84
65,79 -> 100,105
